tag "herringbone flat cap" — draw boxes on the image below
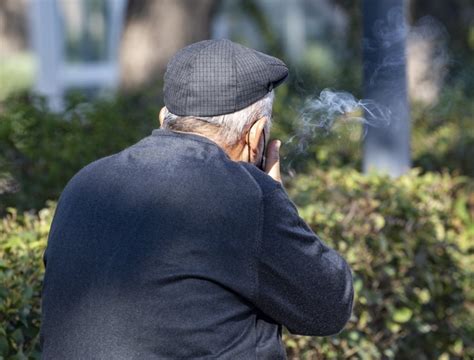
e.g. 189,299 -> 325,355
163,39 -> 288,117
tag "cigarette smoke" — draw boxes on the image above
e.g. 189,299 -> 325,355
285,88 -> 392,153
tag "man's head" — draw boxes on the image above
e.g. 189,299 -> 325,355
159,39 -> 288,173
159,90 -> 273,169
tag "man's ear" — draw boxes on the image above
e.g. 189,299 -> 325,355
159,107 -> 167,127
247,117 -> 266,161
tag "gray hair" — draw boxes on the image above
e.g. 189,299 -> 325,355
161,90 -> 275,147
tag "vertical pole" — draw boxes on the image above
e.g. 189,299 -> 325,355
29,0 -> 64,111
107,0 -> 127,61
106,0 -> 127,87
285,0 -> 306,63
362,0 -> 411,177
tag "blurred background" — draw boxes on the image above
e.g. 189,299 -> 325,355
0,0 -> 473,359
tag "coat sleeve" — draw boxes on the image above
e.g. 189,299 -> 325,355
254,184 -> 354,336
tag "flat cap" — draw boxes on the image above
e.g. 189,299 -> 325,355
163,39 -> 288,117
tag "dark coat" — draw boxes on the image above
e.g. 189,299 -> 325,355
40,128 -> 354,359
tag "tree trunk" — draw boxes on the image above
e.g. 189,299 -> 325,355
362,0 -> 411,177
0,0 -> 27,56
119,0 -> 217,89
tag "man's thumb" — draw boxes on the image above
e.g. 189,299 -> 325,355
265,140 -> 282,183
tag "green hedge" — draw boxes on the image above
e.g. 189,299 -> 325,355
1,169 -> 473,359
284,168 -> 474,359
0,205 -> 53,359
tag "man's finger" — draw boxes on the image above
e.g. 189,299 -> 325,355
265,140 -> 282,184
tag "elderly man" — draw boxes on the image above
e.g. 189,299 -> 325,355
40,39 -> 354,359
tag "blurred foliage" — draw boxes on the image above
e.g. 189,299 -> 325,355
412,87 -> 474,176
0,91 -> 159,213
1,169 -> 472,359
284,168 -> 474,359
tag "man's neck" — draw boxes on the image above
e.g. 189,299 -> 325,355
167,129 -> 244,162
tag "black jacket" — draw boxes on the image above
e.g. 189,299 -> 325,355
40,128 -> 354,359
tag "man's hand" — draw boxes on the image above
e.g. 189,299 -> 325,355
264,140 -> 282,184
